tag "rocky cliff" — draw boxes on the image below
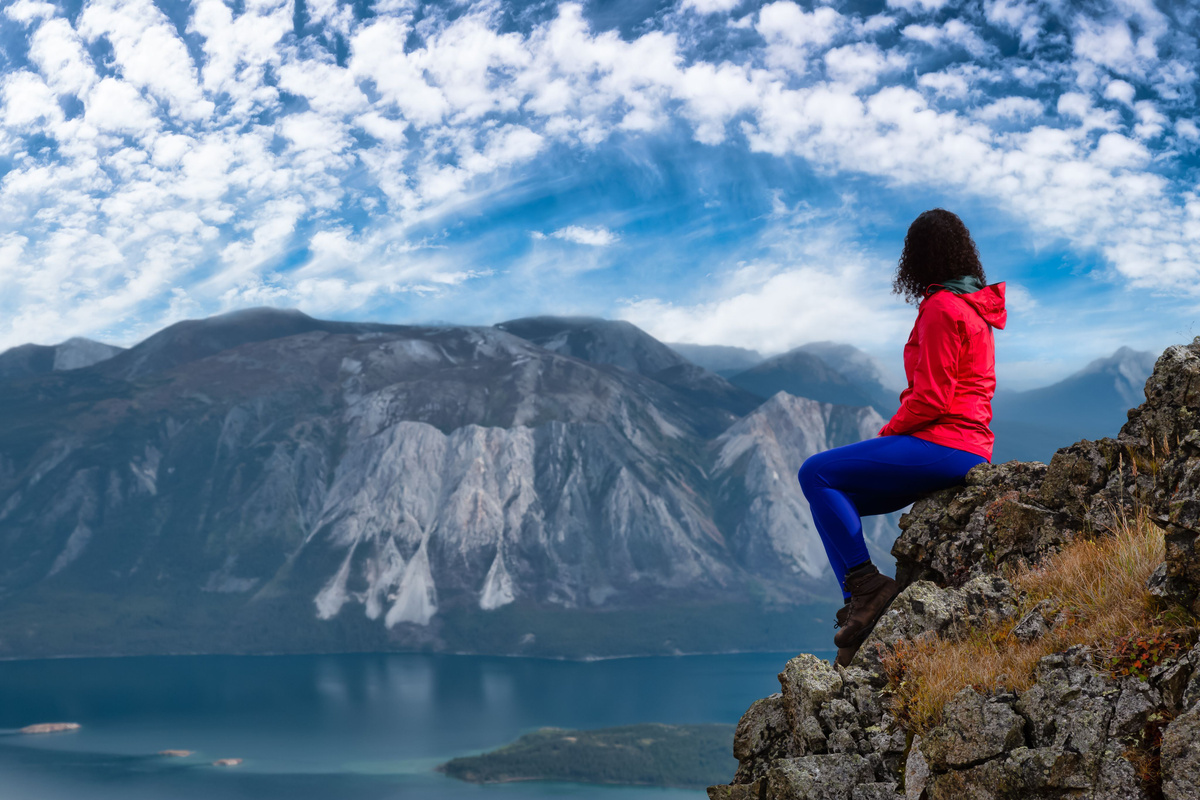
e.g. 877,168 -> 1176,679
0,308 -> 896,658
709,338 -> 1200,800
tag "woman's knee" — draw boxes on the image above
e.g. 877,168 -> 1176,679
797,452 -> 828,493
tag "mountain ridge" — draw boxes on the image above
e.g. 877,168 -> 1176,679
0,309 -> 893,659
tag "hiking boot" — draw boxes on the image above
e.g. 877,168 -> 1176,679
828,603 -> 853,667
834,602 -> 849,630
832,562 -> 900,648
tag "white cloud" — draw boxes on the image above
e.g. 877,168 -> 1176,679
1,71 -> 63,129
903,20 -> 992,58
985,0 -> 1042,48
28,18 -> 97,97
974,96 -> 1044,122
887,0 -> 953,13
757,3 -> 844,73
4,0 -> 55,23
1176,119 -> 1200,144
1003,282 -> 1037,313
0,0 -> 1199,354
278,60 -> 369,117
190,0 -> 290,117
79,0 -> 214,121
824,43 -> 906,91
619,225 -> 910,355
681,0 -> 741,14
544,225 -> 620,246
1132,100 -> 1166,139
84,78 -> 159,135
917,70 -> 971,100
1103,79 -> 1136,106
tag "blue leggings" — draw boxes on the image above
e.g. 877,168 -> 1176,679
797,435 -> 986,600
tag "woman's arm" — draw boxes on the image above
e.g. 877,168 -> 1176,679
879,300 -> 964,436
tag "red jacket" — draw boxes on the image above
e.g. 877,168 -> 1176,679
879,282 -> 1007,460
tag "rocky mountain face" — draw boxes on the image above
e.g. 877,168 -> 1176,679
0,308 -> 894,658
728,351 -> 885,414
709,339 -> 1200,800
668,343 -> 766,378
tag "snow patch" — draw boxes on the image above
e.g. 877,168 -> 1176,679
647,404 -> 683,438
315,547 -> 356,620
52,337 -> 122,370
203,555 -> 260,593
385,539 -> 438,626
365,537 -> 406,620
479,548 -> 515,610
129,445 -> 162,495
387,339 -> 443,365
29,440 -> 75,486
48,522 -> 92,576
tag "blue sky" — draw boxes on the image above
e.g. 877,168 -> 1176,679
0,0 -> 1197,389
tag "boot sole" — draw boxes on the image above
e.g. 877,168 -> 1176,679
839,583 -> 902,649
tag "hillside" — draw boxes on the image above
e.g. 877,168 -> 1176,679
0,308 -> 894,659
708,338 -> 1200,800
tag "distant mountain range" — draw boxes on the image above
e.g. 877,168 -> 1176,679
0,311 -> 1153,659
677,341 -> 1154,463
0,336 -> 125,380
0,310 -> 896,659
990,347 -> 1157,462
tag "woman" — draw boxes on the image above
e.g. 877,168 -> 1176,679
797,208 -> 1006,667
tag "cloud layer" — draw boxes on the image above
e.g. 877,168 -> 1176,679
0,0 -> 1197,364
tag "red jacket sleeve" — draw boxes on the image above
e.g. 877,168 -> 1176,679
879,301 -> 964,436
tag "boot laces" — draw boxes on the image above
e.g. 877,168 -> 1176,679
834,599 -> 858,629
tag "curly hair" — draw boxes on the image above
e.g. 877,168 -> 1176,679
893,209 -> 986,303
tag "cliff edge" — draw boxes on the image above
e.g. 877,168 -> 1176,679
709,338 -> 1200,800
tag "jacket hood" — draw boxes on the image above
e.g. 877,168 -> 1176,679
958,282 -> 1007,329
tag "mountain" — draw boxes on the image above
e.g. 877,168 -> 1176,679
495,316 -> 687,375
726,347 -> 896,416
991,346 -> 1156,462
666,343 -> 764,378
0,308 -> 893,659
494,316 -> 762,419
94,306 -> 404,380
0,337 -> 124,380
793,341 -> 901,414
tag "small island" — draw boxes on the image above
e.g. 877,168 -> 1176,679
438,723 -> 736,789
19,723 -> 81,735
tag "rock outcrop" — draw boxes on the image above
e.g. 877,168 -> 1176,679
710,338 -> 1200,800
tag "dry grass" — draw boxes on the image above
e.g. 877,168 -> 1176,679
882,508 -> 1190,733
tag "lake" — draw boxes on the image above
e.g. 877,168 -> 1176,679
0,650 -> 829,799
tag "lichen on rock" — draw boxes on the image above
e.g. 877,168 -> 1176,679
709,338 -> 1200,800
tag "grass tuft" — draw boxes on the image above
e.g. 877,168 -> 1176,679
881,508 -> 1195,734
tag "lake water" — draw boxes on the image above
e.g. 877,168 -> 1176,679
0,650 -> 831,799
